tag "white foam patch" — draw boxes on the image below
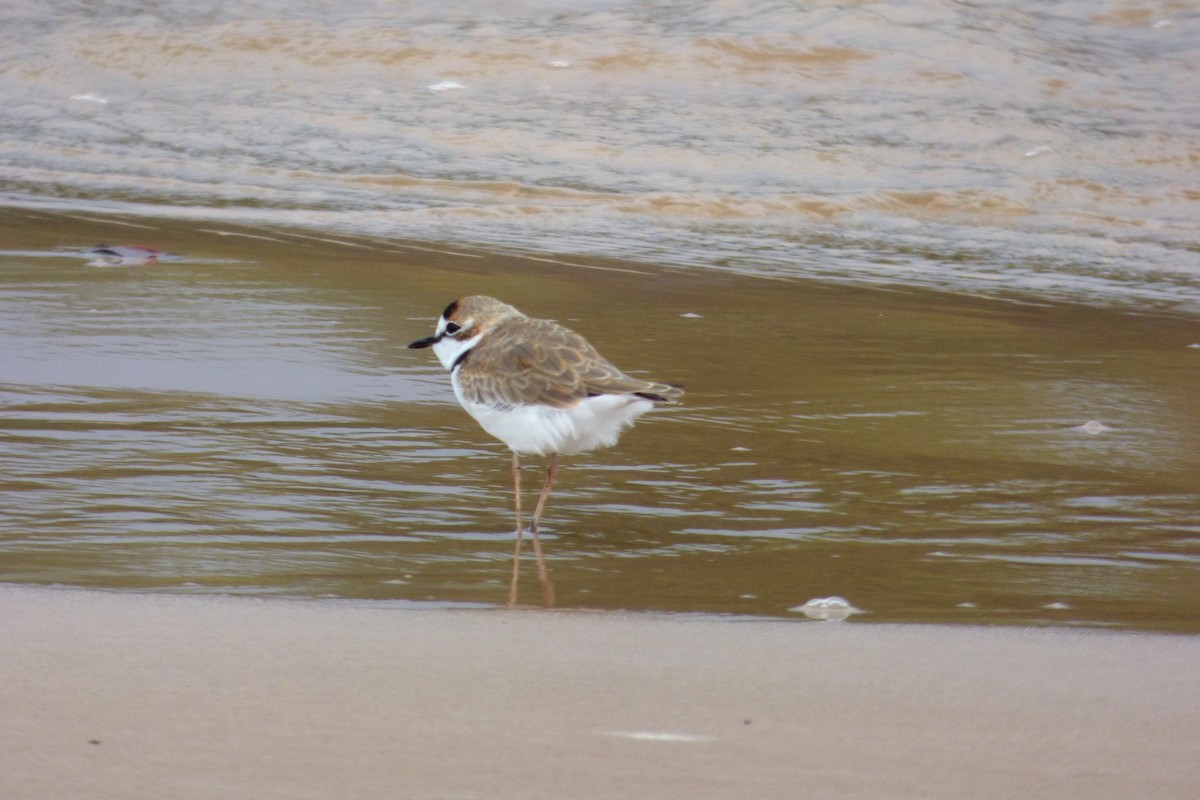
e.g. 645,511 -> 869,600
789,596 -> 863,621
599,731 -> 713,743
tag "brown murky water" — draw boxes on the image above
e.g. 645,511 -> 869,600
3,1 -> 1199,629
3,209 -> 1198,630
3,0 -> 1200,309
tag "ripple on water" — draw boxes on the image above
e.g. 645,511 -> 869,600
2,1 -> 1198,309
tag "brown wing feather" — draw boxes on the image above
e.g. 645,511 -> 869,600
456,317 -> 681,408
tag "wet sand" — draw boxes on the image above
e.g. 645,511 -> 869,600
2,586 -> 1197,799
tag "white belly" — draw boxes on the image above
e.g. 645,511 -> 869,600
454,389 -> 655,456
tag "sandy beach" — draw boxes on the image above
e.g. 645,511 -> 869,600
4,5 -> 1199,796
2,586 -> 1197,799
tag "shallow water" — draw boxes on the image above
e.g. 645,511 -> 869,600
2,0 -> 1199,310
2,210 -> 1199,630
3,1 -> 1200,629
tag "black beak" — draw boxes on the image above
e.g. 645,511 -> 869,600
407,335 -> 439,349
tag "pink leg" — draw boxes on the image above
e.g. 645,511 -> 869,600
528,453 -> 558,608
507,451 -> 523,608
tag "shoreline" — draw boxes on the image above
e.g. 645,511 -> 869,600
3,585 -> 1197,799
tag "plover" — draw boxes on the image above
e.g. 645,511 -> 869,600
408,296 -> 682,607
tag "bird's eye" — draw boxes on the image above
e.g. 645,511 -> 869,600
444,322 -> 462,336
